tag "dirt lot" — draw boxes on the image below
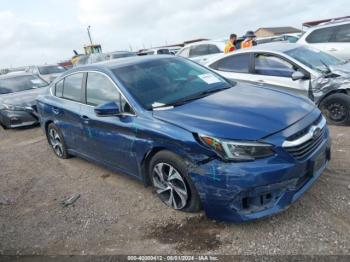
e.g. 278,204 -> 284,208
0,125 -> 349,255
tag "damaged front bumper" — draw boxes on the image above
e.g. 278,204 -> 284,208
189,126 -> 331,223
0,107 -> 39,128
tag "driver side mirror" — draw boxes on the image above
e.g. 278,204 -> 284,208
94,101 -> 120,117
291,70 -> 308,81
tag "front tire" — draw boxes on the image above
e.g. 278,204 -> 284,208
149,151 -> 201,212
319,93 -> 350,126
46,123 -> 70,159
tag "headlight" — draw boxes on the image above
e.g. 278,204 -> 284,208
198,134 -> 274,161
2,104 -> 26,111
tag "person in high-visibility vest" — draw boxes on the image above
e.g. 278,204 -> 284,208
224,34 -> 237,54
241,31 -> 257,49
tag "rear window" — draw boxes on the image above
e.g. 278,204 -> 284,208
157,49 -> 170,55
190,45 -> 208,57
334,24 -> 350,42
210,54 -> 250,73
0,75 -> 48,94
55,79 -> 64,97
305,27 -> 335,43
208,44 -> 221,54
62,73 -> 83,102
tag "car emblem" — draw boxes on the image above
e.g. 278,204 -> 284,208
310,126 -> 321,140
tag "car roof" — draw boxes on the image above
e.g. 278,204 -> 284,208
0,72 -> 34,80
68,55 -> 178,73
307,19 -> 350,30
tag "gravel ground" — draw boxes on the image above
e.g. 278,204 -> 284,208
0,125 -> 349,255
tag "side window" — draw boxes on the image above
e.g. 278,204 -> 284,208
177,47 -> 190,57
305,27 -> 335,43
86,72 -> 120,106
189,45 -> 209,57
333,24 -> 350,42
62,73 -> 83,102
55,79 -> 64,97
210,54 -> 250,73
208,44 -> 221,54
255,54 -> 294,77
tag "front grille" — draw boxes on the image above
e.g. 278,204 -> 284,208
287,114 -> 322,141
283,115 -> 326,161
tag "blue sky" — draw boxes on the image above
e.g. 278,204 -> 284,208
1,0 -> 349,67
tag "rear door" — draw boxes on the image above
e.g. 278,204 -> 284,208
251,53 -> 310,97
330,23 -> 350,59
79,71 -> 139,176
208,53 -> 253,82
52,72 -> 84,150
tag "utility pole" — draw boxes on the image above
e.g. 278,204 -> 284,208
87,25 -> 93,45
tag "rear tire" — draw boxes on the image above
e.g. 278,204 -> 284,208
46,123 -> 70,159
319,93 -> 350,126
149,150 -> 201,212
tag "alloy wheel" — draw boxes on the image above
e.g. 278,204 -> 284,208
152,163 -> 188,210
328,102 -> 347,122
48,128 -> 64,157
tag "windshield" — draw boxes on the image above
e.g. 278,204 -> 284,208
38,65 -> 66,75
285,46 -> 345,73
113,57 -> 232,109
0,75 -> 48,94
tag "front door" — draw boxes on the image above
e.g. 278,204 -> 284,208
250,53 -> 310,97
79,72 -> 139,176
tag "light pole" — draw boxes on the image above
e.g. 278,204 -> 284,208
87,25 -> 93,45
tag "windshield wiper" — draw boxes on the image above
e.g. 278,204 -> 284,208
153,86 -> 231,108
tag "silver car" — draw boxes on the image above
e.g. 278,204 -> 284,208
26,64 -> 66,83
205,43 -> 350,125
0,73 -> 49,128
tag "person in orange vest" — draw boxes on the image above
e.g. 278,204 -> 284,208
224,34 -> 237,53
241,31 -> 257,49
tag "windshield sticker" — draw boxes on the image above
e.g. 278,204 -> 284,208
152,102 -> 166,108
198,74 -> 221,84
31,79 -> 44,84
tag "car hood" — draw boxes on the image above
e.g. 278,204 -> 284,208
0,87 -> 49,107
153,82 -> 315,140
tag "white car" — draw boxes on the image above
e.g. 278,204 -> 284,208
205,43 -> 350,125
298,20 -> 350,60
176,40 -> 225,64
138,48 -> 171,56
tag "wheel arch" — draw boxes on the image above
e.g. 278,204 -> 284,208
317,89 -> 349,106
140,145 -> 196,187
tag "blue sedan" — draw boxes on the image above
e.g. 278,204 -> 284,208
36,56 -> 331,222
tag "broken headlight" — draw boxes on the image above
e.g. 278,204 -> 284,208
198,134 -> 274,161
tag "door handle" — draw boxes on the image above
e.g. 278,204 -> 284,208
80,115 -> 90,124
52,107 -> 60,115
257,79 -> 265,83
328,48 -> 337,52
